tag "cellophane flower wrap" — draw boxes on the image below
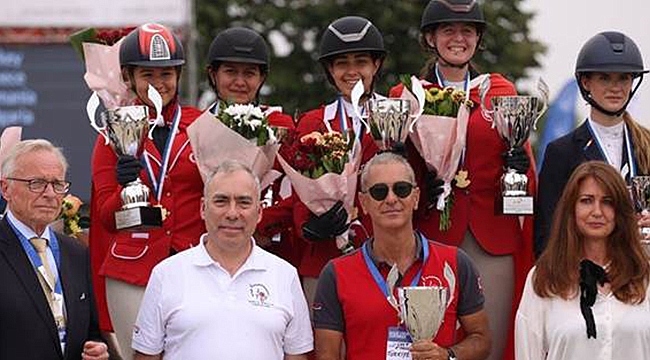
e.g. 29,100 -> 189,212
277,129 -> 361,252
187,105 -> 282,189
399,77 -> 472,231
73,28 -> 135,109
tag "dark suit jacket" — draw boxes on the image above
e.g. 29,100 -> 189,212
534,121 -> 636,257
0,216 -> 102,360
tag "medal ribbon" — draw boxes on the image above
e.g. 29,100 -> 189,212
337,95 -> 365,142
361,233 -> 429,299
586,119 -> 636,180
8,218 -> 66,346
143,104 -> 182,202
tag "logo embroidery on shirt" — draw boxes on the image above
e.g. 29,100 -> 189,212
248,283 -> 272,307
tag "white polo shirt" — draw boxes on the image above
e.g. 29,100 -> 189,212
132,235 -> 313,359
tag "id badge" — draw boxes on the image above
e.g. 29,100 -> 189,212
386,326 -> 412,360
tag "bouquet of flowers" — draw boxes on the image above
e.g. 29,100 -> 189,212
399,76 -> 475,231
277,129 -> 360,253
69,27 -> 134,61
217,103 -> 277,146
59,195 -> 84,237
187,105 -> 283,189
71,27 -> 136,110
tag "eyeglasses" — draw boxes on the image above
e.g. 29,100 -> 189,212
364,181 -> 415,201
6,177 -> 71,194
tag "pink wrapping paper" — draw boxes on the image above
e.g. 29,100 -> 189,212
400,86 -> 470,210
277,140 -> 361,218
82,41 -> 133,109
187,110 -> 281,189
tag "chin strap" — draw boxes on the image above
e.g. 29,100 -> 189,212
582,74 -> 645,117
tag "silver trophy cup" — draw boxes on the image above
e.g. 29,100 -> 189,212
366,98 -> 412,150
397,286 -> 448,341
350,78 -> 424,150
480,78 -> 549,215
89,100 -> 162,230
630,176 -> 650,251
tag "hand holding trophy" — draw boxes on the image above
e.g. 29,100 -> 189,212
479,77 -> 549,215
83,40 -> 163,231
386,265 -> 449,343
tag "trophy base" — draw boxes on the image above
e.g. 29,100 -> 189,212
115,206 -> 163,231
502,196 -> 533,215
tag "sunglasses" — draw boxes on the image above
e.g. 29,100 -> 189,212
364,181 -> 415,201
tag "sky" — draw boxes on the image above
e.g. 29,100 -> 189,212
522,0 -> 650,125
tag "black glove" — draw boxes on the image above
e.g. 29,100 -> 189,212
302,201 -> 349,241
115,155 -> 142,186
425,169 -> 445,210
503,146 -> 530,173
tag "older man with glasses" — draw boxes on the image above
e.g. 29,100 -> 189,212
0,139 -> 108,360
312,152 -> 490,360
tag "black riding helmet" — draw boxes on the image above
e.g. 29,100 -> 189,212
318,16 -> 386,91
420,0 -> 485,68
575,31 -> 649,117
206,27 -> 270,99
120,23 -> 185,68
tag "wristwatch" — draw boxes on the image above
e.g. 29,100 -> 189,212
447,347 -> 457,360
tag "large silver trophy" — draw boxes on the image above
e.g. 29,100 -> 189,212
387,266 -> 448,342
351,78 -> 425,150
480,78 -> 549,215
86,87 -> 163,230
630,176 -> 650,251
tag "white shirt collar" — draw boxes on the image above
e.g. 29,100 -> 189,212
6,210 -> 52,241
589,118 -> 625,140
192,234 -> 267,272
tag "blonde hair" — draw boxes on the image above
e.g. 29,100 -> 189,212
624,112 -> 650,175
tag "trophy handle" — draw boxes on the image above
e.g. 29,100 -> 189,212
87,92 -> 110,145
147,84 -> 164,139
351,80 -> 371,133
409,75 -> 426,132
533,78 -> 550,130
478,76 -> 494,123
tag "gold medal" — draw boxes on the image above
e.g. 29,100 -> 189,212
454,170 -> 471,189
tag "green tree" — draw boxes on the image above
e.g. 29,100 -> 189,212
195,0 -> 546,115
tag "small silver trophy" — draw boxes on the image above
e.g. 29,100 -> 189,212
480,77 -> 549,215
386,266 -> 448,342
630,176 -> 650,250
351,78 -> 425,150
397,286 -> 448,341
86,87 -> 163,230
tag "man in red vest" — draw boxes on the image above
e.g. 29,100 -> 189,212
312,152 -> 490,360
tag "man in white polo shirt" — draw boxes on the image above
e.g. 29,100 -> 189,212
132,160 -> 313,360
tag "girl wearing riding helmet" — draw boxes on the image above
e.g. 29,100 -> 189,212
536,32 -> 650,257
292,15 -> 384,307
89,23 -> 204,360
204,27 -> 299,266
390,1 -> 536,359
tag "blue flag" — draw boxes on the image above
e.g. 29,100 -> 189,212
536,79 -> 579,171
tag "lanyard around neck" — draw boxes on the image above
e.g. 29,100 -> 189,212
361,233 -> 429,299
